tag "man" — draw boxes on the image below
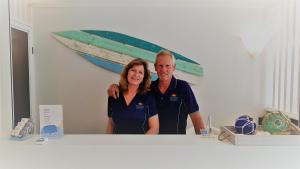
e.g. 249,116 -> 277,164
108,50 -> 205,134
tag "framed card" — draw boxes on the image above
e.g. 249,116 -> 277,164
39,105 -> 64,138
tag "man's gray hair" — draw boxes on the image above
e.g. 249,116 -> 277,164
155,50 -> 176,65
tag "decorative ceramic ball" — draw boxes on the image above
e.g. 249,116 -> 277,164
235,115 -> 256,135
262,112 -> 289,134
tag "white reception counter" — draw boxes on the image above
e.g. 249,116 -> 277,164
0,134 -> 299,169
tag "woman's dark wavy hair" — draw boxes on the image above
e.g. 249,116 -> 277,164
119,58 -> 151,94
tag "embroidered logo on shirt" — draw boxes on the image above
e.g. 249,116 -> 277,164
170,93 -> 178,102
136,102 -> 144,109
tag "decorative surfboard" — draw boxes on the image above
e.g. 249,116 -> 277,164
52,30 -> 203,84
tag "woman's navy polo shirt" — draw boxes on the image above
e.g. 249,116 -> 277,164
151,76 -> 199,134
107,92 -> 157,134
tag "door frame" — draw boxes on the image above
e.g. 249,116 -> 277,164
10,19 -> 34,127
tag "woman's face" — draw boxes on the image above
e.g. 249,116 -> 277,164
127,64 -> 144,87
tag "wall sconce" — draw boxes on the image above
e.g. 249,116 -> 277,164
240,31 -> 273,58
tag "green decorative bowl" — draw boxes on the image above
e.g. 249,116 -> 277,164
262,112 -> 290,134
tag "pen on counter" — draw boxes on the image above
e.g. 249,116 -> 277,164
208,115 -> 212,134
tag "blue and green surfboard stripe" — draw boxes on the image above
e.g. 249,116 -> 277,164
78,52 -> 158,81
53,30 -> 203,76
81,30 -> 197,64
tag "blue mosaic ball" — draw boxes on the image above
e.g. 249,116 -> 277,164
235,115 -> 256,135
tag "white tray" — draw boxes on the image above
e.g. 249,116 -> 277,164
219,126 -> 300,146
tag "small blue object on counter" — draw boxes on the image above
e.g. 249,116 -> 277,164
234,115 -> 256,135
200,128 -> 209,136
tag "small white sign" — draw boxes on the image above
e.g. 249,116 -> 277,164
39,105 -> 64,138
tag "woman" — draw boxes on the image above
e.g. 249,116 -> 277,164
106,58 -> 159,134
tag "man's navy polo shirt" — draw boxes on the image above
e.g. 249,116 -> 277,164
108,92 -> 157,134
151,76 -> 199,134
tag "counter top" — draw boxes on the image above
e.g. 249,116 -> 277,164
0,134 -> 299,169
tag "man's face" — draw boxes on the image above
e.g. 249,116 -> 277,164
155,55 -> 175,82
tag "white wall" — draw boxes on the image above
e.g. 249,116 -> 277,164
10,0 -> 32,26
0,0 -> 13,132
31,0 -> 279,133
